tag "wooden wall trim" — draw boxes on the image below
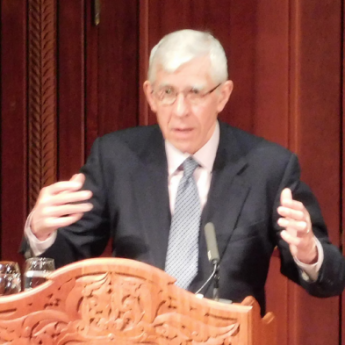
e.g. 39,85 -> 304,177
139,0 -> 150,126
288,0 -> 342,344
339,0 -> 345,344
57,0 -> 85,181
85,0 -> 99,156
28,0 -> 57,209
288,0 -> 299,154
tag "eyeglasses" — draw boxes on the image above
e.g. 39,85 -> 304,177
152,83 -> 221,105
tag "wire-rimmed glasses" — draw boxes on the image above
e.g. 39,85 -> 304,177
152,83 -> 221,106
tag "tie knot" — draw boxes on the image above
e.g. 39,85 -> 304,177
182,157 -> 199,179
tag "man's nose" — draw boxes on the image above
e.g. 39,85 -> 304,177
172,93 -> 189,117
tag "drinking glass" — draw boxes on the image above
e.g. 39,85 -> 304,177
0,261 -> 21,295
24,257 -> 55,290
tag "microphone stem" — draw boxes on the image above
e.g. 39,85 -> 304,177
213,262 -> 220,301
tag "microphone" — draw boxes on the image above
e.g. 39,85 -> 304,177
195,222 -> 220,300
204,222 -> 220,265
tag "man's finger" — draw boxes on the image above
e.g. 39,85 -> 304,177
280,230 -> 303,246
280,200 -> 305,213
41,180 -> 85,196
277,206 -> 304,220
70,173 -> 85,184
280,188 -> 305,210
280,188 -> 292,204
43,213 -> 85,229
42,190 -> 93,207
278,217 -> 308,233
42,202 -> 93,218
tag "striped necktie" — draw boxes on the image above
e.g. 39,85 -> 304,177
165,157 -> 201,289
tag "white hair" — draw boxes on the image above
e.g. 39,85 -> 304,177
148,29 -> 228,84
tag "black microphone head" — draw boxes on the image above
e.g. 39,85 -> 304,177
204,222 -> 220,263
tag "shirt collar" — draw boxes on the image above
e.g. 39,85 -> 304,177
165,121 -> 220,176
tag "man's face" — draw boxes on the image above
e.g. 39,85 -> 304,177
144,57 -> 233,154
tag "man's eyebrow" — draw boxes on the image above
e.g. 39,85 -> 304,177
189,84 -> 206,90
156,82 -> 207,90
156,82 -> 173,89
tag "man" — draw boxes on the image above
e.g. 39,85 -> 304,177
23,29 -> 345,315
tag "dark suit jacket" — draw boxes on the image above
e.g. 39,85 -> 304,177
33,121 -> 345,314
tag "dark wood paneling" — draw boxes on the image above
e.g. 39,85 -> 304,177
218,1 -> 256,132
291,2 -> 341,238
139,0 -> 150,126
288,1 -> 342,344
86,0 -> 139,156
249,2 -> 290,344
85,0 -> 99,156
97,0 -> 139,135
342,1 -> 345,343
57,1 -> 85,180
86,0 -> 139,256
0,2 -> 27,264
253,0 -> 289,146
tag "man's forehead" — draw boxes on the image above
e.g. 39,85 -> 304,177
156,81 -> 208,90
153,67 -> 212,89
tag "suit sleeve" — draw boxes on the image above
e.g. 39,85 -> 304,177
273,153 -> 345,296
36,137 -> 111,268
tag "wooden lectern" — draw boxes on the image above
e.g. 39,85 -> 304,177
0,258 -> 276,345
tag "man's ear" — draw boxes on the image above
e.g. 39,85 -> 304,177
143,81 -> 157,113
216,80 -> 234,113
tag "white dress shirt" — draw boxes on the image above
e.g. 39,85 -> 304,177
166,122 -> 220,213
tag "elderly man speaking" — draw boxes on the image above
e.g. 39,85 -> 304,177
23,29 -> 345,315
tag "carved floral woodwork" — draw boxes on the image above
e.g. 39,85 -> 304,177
0,258 -> 275,345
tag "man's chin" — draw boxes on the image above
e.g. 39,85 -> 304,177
170,140 -> 196,154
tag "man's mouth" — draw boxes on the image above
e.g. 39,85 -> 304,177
173,128 -> 193,133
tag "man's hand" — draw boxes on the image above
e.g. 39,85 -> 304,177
31,173 -> 93,240
277,188 -> 318,264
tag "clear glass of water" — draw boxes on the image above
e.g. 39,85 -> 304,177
0,261 -> 21,295
24,257 -> 55,290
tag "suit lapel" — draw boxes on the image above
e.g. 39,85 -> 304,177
199,123 -> 250,284
132,127 -> 171,270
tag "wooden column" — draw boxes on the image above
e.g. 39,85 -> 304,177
287,1 -> 341,344
27,0 -> 57,209
0,1 -> 28,264
57,0 -> 85,180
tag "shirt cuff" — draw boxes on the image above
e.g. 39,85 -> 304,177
293,237 -> 324,282
24,212 -> 57,256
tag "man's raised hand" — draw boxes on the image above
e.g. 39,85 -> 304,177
31,173 -> 93,240
278,188 -> 318,264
